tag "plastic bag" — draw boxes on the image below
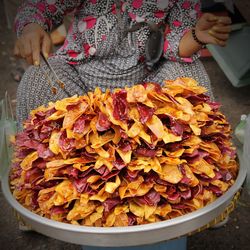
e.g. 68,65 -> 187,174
242,114 -> 250,194
235,114 -> 247,144
236,113 -> 250,195
0,92 -> 17,179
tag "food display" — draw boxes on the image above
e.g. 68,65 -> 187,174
10,78 -> 238,227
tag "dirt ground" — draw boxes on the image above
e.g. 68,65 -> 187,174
0,0 -> 250,249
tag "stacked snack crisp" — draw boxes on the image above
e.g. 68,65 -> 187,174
10,78 -> 238,227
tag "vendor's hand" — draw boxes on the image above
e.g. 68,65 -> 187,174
14,23 -> 52,65
195,13 -> 232,47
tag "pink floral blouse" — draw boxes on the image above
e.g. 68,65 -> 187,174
15,0 -> 201,64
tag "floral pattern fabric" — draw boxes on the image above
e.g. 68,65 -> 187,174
15,0 -> 201,64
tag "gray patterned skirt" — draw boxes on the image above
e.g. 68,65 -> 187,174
16,56 -> 213,129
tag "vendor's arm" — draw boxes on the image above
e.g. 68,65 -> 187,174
163,0 -> 231,62
14,0 -> 83,65
179,13 -> 232,57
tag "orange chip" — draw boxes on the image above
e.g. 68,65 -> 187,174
183,164 -> 199,187
138,129 -> 152,144
127,122 -> 143,138
148,91 -> 173,104
154,184 -> 167,193
44,168 -> 66,181
114,213 -> 129,226
47,158 -> 91,168
95,157 -> 113,171
55,180 -> 78,201
20,151 -> 39,170
55,95 -> 80,112
135,182 -> 154,196
128,157 -> 162,174
62,102 -> 88,129
184,198 -> 204,210
95,147 -> 110,158
211,180 -> 229,192
49,131 -> 61,155
114,204 -> 129,215
104,212 -> 116,227
162,129 -> 182,144
146,115 -> 165,139
155,203 -> 172,217
160,165 -> 183,184
119,176 -> 144,199
80,193 -> 90,205
164,78 -> 206,96
13,189 -> 34,205
90,131 -> 114,149
199,141 -> 221,162
189,124 -> 201,136
189,159 -> 215,178
88,210 -> 104,225
89,187 -> 110,202
159,156 -> 185,165
129,201 -> 144,218
194,103 -> 212,113
116,148 -> 132,164
165,148 -> 185,158
144,205 -> 157,220
46,110 -> 65,121
182,135 -> 202,147
127,85 -> 147,103
87,175 -> 101,184
105,176 -> 121,193
175,97 -> 194,116
67,200 -> 96,221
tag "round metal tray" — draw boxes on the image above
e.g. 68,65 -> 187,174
1,151 -> 246,247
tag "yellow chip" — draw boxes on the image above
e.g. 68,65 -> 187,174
160,165 -> 183,184
146,115 -> 165,139
127,85 -> 147,103
55,95 -> 80,112
49,131 -> 61,155
105,176 -> 121,193
127,122 -> 143,138
116,148 -> 132,164
20,151 -> 38,170
189,159 -> 215,178
63,102 -> 88,130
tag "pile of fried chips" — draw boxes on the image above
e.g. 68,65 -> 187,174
10,78 -> 238,227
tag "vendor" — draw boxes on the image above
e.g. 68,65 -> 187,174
14,0 -> 231,127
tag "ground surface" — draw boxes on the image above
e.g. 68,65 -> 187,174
0,1 -> 250,249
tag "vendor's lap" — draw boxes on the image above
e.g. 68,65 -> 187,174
16,57 -> 85,127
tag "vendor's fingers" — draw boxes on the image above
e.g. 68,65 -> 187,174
217,16 -> 232,25
217,40 -> 226,47
212,25 -> 232,34
41,34 -> 52,59
23,40 -> 32,62
17,40 -> 26,59
204,13 -> 218,22
214,38 -> 227,47
208,30 -> 229,41
26,54 -> 33,65
31,36 -> 41,66
13,42 -> 21,58
14,41 -> 22,57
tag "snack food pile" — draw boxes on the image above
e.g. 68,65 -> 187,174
10,78 -> 238,227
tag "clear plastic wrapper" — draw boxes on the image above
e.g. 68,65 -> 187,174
242,114 -> 250,194
0,92 -> 16,179
235,113 -> 250,195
